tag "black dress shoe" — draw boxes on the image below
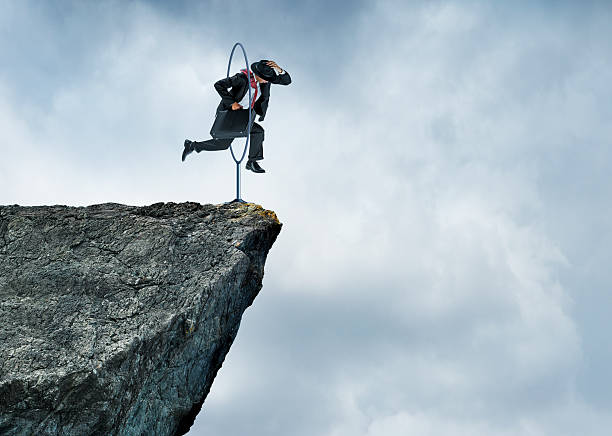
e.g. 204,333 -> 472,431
246,160 -> 265,173
182,139 -> 195,162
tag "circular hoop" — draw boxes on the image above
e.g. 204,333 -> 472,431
226,42 -> 252,164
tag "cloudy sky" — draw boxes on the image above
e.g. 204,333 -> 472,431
2,1 -> 612,434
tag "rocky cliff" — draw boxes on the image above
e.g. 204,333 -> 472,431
0,202 -> 281,435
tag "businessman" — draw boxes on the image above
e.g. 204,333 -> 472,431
182,60 -> 291,173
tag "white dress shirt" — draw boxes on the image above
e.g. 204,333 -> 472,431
238,77 -> 260,109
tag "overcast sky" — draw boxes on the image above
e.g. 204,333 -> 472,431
2,1 -> 612,435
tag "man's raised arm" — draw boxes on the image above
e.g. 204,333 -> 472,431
265,60 -> 291,85
274,69 -> 291,85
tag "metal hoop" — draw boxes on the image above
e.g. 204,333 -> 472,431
227,42 -> 252,164
225,42 -> 253,202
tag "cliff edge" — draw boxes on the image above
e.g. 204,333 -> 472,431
0,202 -> 281,435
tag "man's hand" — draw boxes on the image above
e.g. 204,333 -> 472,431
231,102 -> 243,110
266,60 -> 283,73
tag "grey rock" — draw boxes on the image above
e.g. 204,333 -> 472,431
0,202 -> 282,435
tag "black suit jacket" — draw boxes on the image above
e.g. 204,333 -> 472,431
214,70 -> 291,121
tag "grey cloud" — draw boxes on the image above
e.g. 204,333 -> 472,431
2,1 -> 612,435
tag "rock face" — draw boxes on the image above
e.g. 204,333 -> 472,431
0,202 -> 281,436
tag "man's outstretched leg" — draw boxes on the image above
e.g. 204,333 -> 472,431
245,122 -> 265,173
182,137 -> 233,161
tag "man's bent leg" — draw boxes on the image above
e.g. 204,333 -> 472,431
248,123 -> 264,161
194,138 -> 233,152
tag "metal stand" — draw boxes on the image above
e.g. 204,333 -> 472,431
226,42 -> 252,203
230,162 -> 245,203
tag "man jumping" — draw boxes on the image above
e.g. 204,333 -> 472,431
181,59 -> 291,173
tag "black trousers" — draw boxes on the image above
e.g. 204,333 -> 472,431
193,122 -> 264,161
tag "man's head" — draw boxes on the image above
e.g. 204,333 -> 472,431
251,60 -> 277,84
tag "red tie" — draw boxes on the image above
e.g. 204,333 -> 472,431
240,69 -> 258,108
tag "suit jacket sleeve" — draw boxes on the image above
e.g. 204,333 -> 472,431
254,83 -> 270,121
271,70 -> 292,85
214,73 -> 244,108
